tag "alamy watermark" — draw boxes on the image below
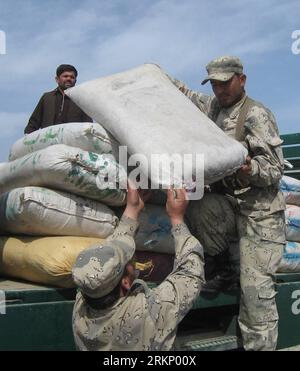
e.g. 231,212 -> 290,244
0,30 -> 6,55
93,146 -> 205,200
291,30 -> 300,55
0,290 -> 6,315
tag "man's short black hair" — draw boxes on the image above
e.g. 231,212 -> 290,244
56,64 -> 78,78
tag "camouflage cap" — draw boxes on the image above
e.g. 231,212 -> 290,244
201,56 -> 243,85
72,241 -> 135,299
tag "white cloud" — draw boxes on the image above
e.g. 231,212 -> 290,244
1,0 -> 299,83
80,0 -> 300,79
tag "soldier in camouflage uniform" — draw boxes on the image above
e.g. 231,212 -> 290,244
170,56 -> 286,351
72,187 -> 205,351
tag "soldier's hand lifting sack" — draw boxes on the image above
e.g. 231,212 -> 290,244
71,185 -> 205,351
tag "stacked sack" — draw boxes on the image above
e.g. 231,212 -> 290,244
61,63 -> 249,282
0,122 -> 127,287
0,64 -> 250,286
277,175 -> 300,273
0,123 -> 174,285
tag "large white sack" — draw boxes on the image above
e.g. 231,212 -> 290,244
280,175 -> 300,206
277,241 -> 300,273
0,187 -> 118,238
66,64 -> 248,187
285,205 -> 300,242
135,204 -> 174,254
0,144 -> 127,206
9,122 -> 119,161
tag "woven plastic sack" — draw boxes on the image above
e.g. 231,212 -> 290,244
0,144 -> 127,206
280,175 -> 300,206
285,205 -> 300,242
66,64 -> 247,187
135,204 -> 174,254
0,236 -> 103,287
277,241 -> 300,273
9,122 -> 119,161
0,187 -> 118,238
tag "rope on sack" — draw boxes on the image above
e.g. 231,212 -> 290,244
84,126 -> 112,144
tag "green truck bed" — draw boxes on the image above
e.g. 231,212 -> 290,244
0,133 -> 300,351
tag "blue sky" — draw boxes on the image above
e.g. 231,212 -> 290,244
0,0 -> 299,162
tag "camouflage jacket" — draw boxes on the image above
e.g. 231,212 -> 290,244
171,78 -> 286,217
72,216 -> 204,351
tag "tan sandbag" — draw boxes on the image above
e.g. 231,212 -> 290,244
0,236 -> 103,288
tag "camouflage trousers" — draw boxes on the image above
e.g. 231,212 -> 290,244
187,193 -> 285,351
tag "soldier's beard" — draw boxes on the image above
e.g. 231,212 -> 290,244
218,92 -> 245,108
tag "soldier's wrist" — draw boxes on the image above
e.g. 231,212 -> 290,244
123,207 -> 140,221
171,223 -> 190,236
170,217 -> 184,226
